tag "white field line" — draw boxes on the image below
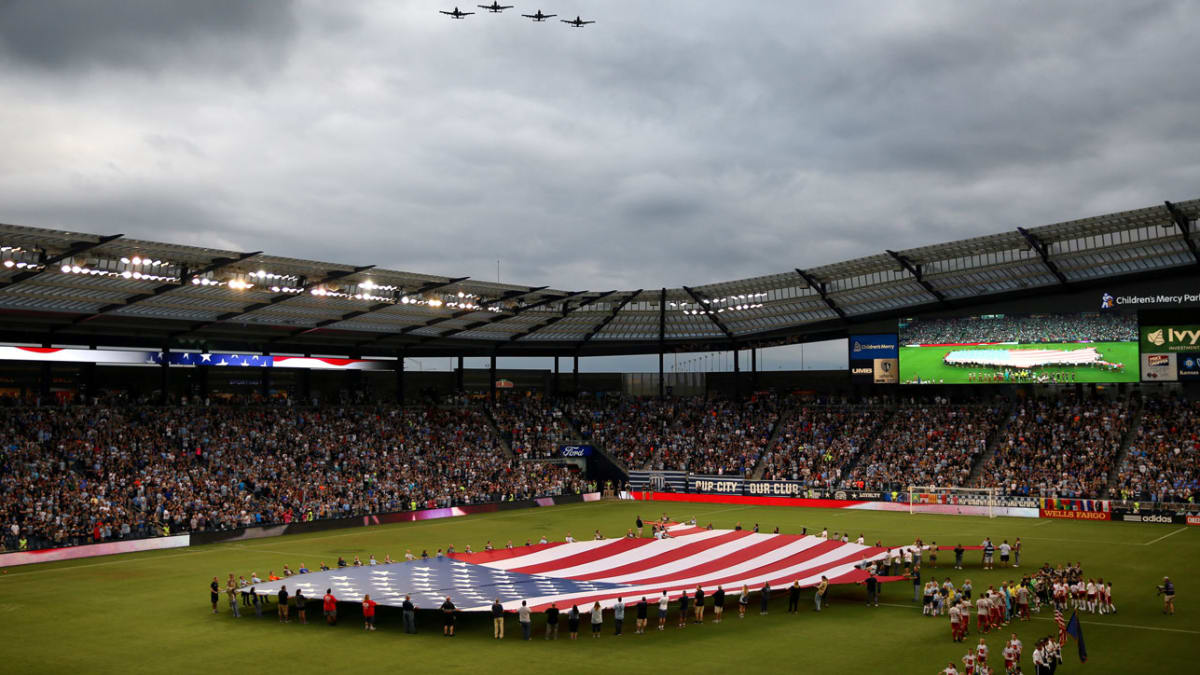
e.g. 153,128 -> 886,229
1143,528 -> 1188,546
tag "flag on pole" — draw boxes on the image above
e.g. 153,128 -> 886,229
1065,611 -> 1088,662
1055,607 -> 1067,644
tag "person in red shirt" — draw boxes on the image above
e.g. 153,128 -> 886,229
323,589 -> 338,625
362,594 -> 377,631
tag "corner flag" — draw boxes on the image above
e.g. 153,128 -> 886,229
1065,611 -> 1088,663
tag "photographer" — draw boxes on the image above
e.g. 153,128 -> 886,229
1159,577 -> 1175,615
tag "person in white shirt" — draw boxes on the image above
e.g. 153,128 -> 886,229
1086,578 -> 1097,613
538,535 -> 548,544
657,591 -> 670,631
368,555 -> 378,566
949,603 -> 963,642
404,550 -> 415,561
942,663 -> 960,675
820,528 -> 828,539
564,532 -> 576,543
855,534 -> 865,545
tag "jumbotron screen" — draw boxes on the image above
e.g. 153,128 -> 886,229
898,312 -> 1139,384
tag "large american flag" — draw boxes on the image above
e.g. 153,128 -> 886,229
249,524 -> 899,612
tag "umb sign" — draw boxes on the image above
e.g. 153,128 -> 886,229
849,334 -> 899,384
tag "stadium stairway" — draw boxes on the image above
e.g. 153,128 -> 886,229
560,403 -> 631,473
965,398 -> 1017,486
750,402 -> 798,480
481,405 -> 516,459
835,404 -> 899,482
1102,395 -> 1144,499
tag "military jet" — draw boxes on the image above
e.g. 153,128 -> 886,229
477,2 -> 512,12
561,16 -> 595,27
440,7 -> 475,19
521,10 -> 557,22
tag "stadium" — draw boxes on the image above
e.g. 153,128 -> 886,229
3,4 -> 1200,675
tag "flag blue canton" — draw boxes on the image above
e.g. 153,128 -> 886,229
147,352 -> 275,367
250,558 -> 627,611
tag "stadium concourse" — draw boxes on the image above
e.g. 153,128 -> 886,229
3,390 -> 1198,554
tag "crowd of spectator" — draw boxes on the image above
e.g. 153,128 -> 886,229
978,397 -> 1130,499
1113,397 -> 1200,504
755,406 -> 889,486
843,404 -> 1002,491
567,395 -> 780,475
0,405 -> 583,552
489,398 -> 579,459
900,313 -> 1137,345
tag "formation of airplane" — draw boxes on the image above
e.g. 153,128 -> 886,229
440,7 -> 474,19
441,6 -> 594,27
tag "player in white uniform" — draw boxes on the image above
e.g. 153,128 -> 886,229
949,603 -> 963,642
976,637 -> 989,668
943,664 -> 961,675
962,650 -> 977,675
1105,580 -> 1115,614
1086,579 -> 1097,613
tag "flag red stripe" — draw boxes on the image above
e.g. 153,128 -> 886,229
616,534 -> 822,587
524,546 -> 878,612
568,531 -> 751,581
509,538 -> 648,575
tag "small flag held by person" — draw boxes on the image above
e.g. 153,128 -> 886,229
1065,611 -> 1088,663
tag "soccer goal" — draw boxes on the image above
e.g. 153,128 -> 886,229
907,486 -> 1000,518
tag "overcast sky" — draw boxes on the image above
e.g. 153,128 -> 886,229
2,1 -> 1198,372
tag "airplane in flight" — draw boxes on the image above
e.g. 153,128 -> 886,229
477,2 -> 512,12
440,7 -> 475,19
562,16 -> 595,27
521,10 -> 556,22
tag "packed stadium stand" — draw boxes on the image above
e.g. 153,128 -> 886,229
976,396 -> 1132,499
899,313 -> 1138,344
0,405 -> 582,551
754,404 -> 891,486
567,395 -> 780,475
840,403 -> 1004,492
488,398 -> 579,458
1113,397 -> 1200,503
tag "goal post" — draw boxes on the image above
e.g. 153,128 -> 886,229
907,485 -> 1000,518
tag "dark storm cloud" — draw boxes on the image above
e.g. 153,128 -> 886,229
0,0 -> 297,73
1,0 -> 1198,303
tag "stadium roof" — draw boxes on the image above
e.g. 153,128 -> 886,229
1,198 -> 1197,358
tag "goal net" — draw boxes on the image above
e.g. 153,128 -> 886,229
907,486 -> 1000,518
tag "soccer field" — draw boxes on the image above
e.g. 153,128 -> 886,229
899,342 -> 1141,384
4,501 -> 1197,674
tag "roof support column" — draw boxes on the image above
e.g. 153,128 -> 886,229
395,351 -> 406,407
1017,227 -> 1068,285
752,347 -> 758,389
260,350 -> 271,401
658,288 -> 666,400
733,347 -> 741,398
573,353 -> 580,399
456,356 -> 465,393
159,344 -> 170,406
489,353 -> 497,403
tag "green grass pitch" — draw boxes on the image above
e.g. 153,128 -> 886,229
899,342 -> 1140,384
4,500 -> 1197,674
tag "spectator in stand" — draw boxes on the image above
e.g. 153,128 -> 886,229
757,405 -> 888,486
1114,397 -> 1199,504
567,394 -> 781,475
845,404 -> 1000,492
978,396 -> 1130,498
0,405 -> 584,551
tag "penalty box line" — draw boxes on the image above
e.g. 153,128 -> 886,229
875,602 -> 1198,635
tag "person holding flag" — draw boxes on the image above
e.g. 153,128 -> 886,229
323,588 -> 338,625
1064,611 -> 1087,664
